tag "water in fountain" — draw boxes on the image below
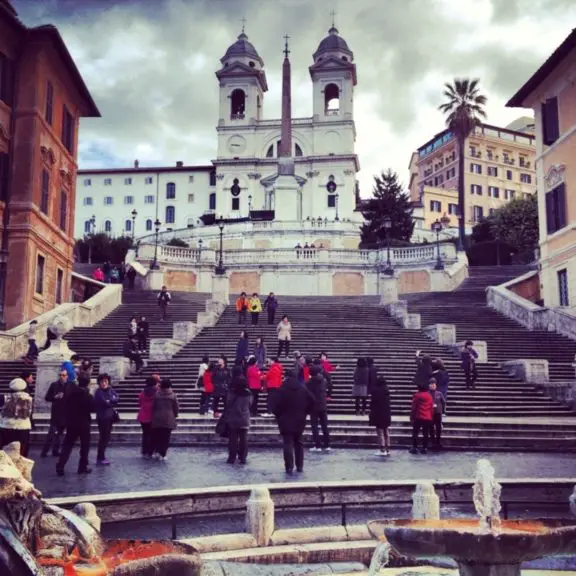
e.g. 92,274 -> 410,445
412,482 -> 440,520
367,541 -> 390,576
472,458 -> 502,532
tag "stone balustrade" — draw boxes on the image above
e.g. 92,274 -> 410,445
423,324 -> 457,346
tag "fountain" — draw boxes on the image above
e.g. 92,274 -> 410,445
368,459 -> 576,576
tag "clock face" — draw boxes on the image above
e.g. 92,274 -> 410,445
227,135 -> 247,154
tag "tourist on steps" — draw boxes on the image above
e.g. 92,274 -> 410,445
461,340 -> 479,389
253,336 -> 267,369
129,316 -> 138,338
249,293 -> 262,325
366,357 -> 379,394
123,335 -> 143,374
137,315 -> 149,353
306,365 -> 331,452
157,285 -> 171,321
137,377 -> 158,459
247,357 -> 264,416
235,330 -> 249,366
413,351 -> 433,388
319,352 -> 338,396
151,378 -> 179,461
126,265 -> 137,290
236,292 -> 248,325
212,356 -> 231,417
41,368 -> 69,457
262,357 -> 283,417
276,315 -> 292,358
226,366 -> 253,465
370,376 -> 392,457
24,320 -> 39,365
410,382 -> 434,455
432,358 -> 450,402
264,292 -> 279,325
428,378 -> 446,450
353,357 -> 370,415
0,378 -> 33,457
94,374 -> 119,466
200,361 -> 215,415
197,355 -> 209,389
270,369 -> 315,475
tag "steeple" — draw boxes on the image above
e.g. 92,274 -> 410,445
278,34 -> 293,165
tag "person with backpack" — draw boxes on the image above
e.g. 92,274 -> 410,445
225,366 -> 253,465
410,382 -> 434,455
236,292 -> 248,325
200,361 -> 215,415
306,365 -> 331,452
157,285 -> 172,321
212,356 -> 231,417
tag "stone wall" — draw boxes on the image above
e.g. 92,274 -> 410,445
398,270 -> 430,293
230,271 -> 261,295
508,271 -> 541,303
164,270 -> 197,292
332,272 -> 364,296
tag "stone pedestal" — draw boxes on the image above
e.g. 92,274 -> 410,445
402,313 -> 421,330
145,269 -> 165,291
35,339 -> 75,414
423,323 -> 457,345
245,486 -> 274,547
206,300 -> 226,315
451,340 -> 488,363
173,322 -> 200,343
197,311 -> 218,328
384,300 -> 407,319
411,482 -> 440,520
149,338 -> 183,361
379,275 -> 398,306
211,273 -> 230,304
100,357 -> 131,383
501,359 -> 549,385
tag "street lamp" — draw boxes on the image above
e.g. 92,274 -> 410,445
215,216 -> 226,275
335,193 -> 340,222
197,237 -> 203,262
88,215 -> 96,264
248,195 -> 252,217
383,215 -> 394,275
131,209 -> 138,243
432,218 -> 444,270
151,218 -> 161,270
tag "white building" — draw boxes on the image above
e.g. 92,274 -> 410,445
75,25 -> 361,239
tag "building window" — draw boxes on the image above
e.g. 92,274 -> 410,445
40,169 -> 50,215
545,183 -> 566,234
104,220 -> 112,233
520,173 -> 532,184
473,205 -> 484,222
144,195 -> 154,204
231,197 -> 240,211
434,174 -> 444,186
166,182 -> 176,199
327,195 -> 336,208
430,200 -> 442,212
35,254 -> 45,295
188,193 -> 194,203
230,89 -> 246,119
488,186 -> 499,198
165,205 -> 175,224
188,175 -> 194,183
324,83 -> 340,114
145,176 -> 153,185
446,167 -> 456,179
56,269 -> 63,304
124,177 -> 132,185
146,219 -> 152,231
45,81 -> 54,126
104,196 -> 113,205
83,197 -> 93,206
506,170 -> 513,181
487,166 -> 498,177
519,156 -> 529,168
266,145 -> 274,158
504,189 -> 515,200
209,192 -> 216,210
104,178 -> 112,186
542,96 -> 560,146
84,220 -> 91,234
558,269 -> 569,306
295,143 -> 303,157
209,171 -> 216,186
124,195 -> 134,205
61,105 -> 74,154
470,163 -> 482,174
448,203 -> 458,215
84,178 -> 91,186
125,219 -> 132,232
59,190 -> 67,231
489,208 -> 495,216
471,184 -> 482,195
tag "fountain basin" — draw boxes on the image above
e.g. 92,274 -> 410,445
368,519 -> 576,564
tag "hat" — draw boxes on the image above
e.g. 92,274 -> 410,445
9,378 -> 27,392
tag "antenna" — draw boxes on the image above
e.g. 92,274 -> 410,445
283,34 -> 291,57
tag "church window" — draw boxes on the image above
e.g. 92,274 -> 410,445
341,56 -> 348,62
209,192 -> 216,210
232,197 -> 240,211
165,205 -> 175,224
209,170 -> 216,186
146,219 -> 152,231
230,89 -> 246,119
104,220 -> 112,233
324,83 -> 340,115
266,145 -> 274,158
125,219 -> 132,233
249,61 -> 255,68
295,143 -> 303,157
166,182 -> 176,199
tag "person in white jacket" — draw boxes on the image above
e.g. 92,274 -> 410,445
276,315 -> 292,358
0,378 -> 33,457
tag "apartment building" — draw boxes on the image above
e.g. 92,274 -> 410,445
408,119 -> 537,232
507,28 -> 576,307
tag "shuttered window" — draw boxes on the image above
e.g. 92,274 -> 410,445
545,183 -> 566,234
0,153 -> 9,202
541,97 -> 560,146
40,170 -> 50,215
61,105 -> 74,153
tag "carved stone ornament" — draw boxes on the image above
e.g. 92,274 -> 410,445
544,164 -> 566,191
306,170 -> 319,178
343,169 -> 355,175
40,146 -> 57,167
247,172 -> 261,180
0,121 -> 8,141
216,174 -> 225,180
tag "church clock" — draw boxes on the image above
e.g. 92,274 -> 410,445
227,135 -> 247,154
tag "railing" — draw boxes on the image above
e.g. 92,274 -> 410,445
257,117 -> 314,127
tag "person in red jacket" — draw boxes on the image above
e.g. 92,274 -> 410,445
246,357 -> 264,416
200,362 -> 215,415
410,382 -> 434,454
263,357 -> 284,417
137,377 -> 158,458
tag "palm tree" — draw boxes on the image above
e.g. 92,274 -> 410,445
439,78 -> 487,251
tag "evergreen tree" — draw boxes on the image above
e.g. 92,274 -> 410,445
360,169 -> 414,247
491,194 -> 539,255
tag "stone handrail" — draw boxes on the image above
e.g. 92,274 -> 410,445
0,281 -> 123,360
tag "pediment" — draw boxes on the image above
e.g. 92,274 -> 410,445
216,63 -> 268,91
544,164 -> 566,191
309,57 -> 357,84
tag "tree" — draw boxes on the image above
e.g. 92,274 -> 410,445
439,78 -> 487,251
166,238 -> 189,248
75,234 -> 133,264
491,194 -> 539,256
360,169 -> 414,248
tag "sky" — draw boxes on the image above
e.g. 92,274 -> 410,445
13,0 -> 576,196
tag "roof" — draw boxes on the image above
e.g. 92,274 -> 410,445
507,28 -> 576,107
222,32 -> 263,66
77,164 -> 214,176
313,26 -> 352,58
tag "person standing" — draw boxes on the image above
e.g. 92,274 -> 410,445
123,335 -> 143,373
157,285 -> 171,321
410,382 -> 434,455
200,361 -> 215,415
369,376 -> 392,456
270,370 -> 315,475
137,377 -> 158,458
366,357 -> 378,394
0,378 -> 33,457
432,358 -> 450,404
262,357 -> 283,417
24,320 -> 39,365
102,261 -> 111,283
246,357 -> 263,416
129,316 -> 138,338
249,293 -> 262,326
127,266 -> 137,290
226,367 -> 252,465
151,378 -> 179,461
254,336 -> 267,369
41,368 -> 69,457
306,365 -> 331,452
56,376 -> 94,476
319,352 -> 338,396
264,292 -> 279,325
137,315 -> 149,353
428,378 -> 446,450
353,357 -> 370,416
212,356 -> 231,417
92,267 -> 104,283
94,374 -> 119,466
235,331 -> 249,366
276,315 -> 292,358
197,355 -> 209,389
461,340 -> 479,389
236,292 -> 248,325
413,351 -> 433,388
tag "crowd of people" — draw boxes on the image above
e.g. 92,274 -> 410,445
92,261 -> 138,289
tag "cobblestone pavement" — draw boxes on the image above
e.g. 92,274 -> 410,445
33,445 -> 576,499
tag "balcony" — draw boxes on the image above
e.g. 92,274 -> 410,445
503,158 -> 515,165
325,109 -> 340,116
469,150 -> 482,158
230,113 -> 245,120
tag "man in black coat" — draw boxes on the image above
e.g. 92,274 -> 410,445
41,368 -> 69,457
305,365 -> 331,452
270,370 -> 315,474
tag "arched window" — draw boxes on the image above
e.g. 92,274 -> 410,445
295,143 -> 303,157
146,219 -> 152,231
125,220 -> 132,232
187,218 -> 195,228
325,83 -> 340,115
166,182 -> 176,199
165,205 -> 175,224
104,220 -> 112,234
266,145 -> 274,158
84,220 -> 91,234
230,89 -> 246,119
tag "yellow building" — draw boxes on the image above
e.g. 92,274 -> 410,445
507,28 -> 576,307
409,120 -> 537,233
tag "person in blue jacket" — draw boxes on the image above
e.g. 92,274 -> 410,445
93,373 -> 119,465
60,355 -> 81,384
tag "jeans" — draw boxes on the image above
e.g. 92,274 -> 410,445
127,352 -> 143,372
354,397 -> 368,413
250,390 -> 259,416
267,309 -> 276,325
137,334 -> 147,351
228,427 -> 248,463
152,427 -> 172,457
266,388 -> 279,414
199,392 -> 212,414
57,425 -> 91,472
310,411 -> 330,449
464,365 -> 478,388
41,423 -> 65,456
238,310 -> 246,324
212,395 -> 226,414
277,339 -> 290,358
282,432 -> 304,472
251,312 -> 259,325
412,419 -> 431,450
140,422 -> 153,456
97,419 -> 113,461
376,427 -> 390,450
0,428 -> 30,457
159,303 -> 168,320
431,413 -> 443,446
26,339 -> 39,360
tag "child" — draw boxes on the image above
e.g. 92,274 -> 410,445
200,362 -> 215,415
410,382 -> 434,455
461,340 -> 479,389
428,378 -> 446,450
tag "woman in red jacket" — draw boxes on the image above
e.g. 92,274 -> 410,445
137,377 -> 158,458
410,381 -> 434,455
200,362 -> 215,415
263,358 -> 284,417
246,357 -> 263,416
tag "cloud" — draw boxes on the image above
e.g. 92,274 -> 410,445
12,0 -> 576,195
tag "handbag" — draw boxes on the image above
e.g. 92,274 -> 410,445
215,413 -> 229,438
112,409 -> 121,423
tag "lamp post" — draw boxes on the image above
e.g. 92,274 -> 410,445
248,195 -> 252,217
215,216 -> 226,275
335,193 -> 340,222
131,209 -> 138,244
432,218 -> 444,270
88,215 -> 96,264
197,237 -> 203,262
151,218 -> 161,270
383,215 -> 394,275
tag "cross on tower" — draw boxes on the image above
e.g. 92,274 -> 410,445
240,16 -> 247,33
330,9 -> 336,28
283,34 -> 291,57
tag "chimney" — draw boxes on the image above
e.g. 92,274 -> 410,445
134,159 -> 139,168
176,161 -> 183,168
